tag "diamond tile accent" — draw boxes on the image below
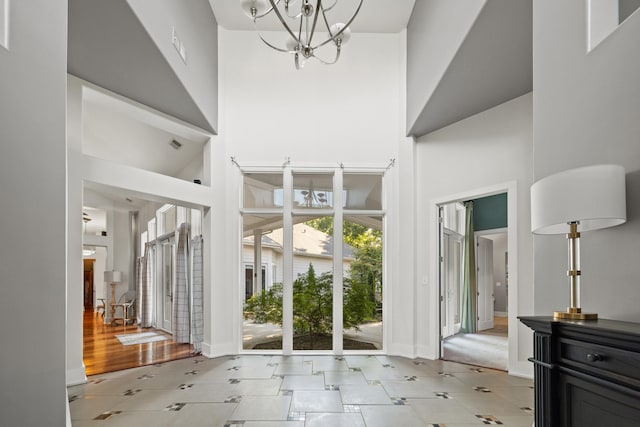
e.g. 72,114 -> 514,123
224,396 -> 242,403
325,384 -> 340,390
279,390 -> 293,396
391,397 -> 408,405
426,424 -> 448,427
228,366 -> 240,371
473,386 -> 491,393
521,407 -> 535,415
184,370 -> 199,375
382,364 -> 395,368
413,361 -> 426,366
122,389 -> 142,396
68,394 -> 79,403
404,376 -> 417,381
93,411 -> 121,420
434,392 -> 451,399
349,367 -> 362,372
228,379 -> 241,384
438,372 -> 454,377
224,421 -> 245,427
137,374 -> 154,380
165,403 -> 186,412
475,415 -> 503,424
88,378 -> 107,384
343,404 -> 361,413
470,368 -> 485,373
178,384 -> 194,390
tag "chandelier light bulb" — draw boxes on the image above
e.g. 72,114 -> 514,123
240,0 -> 271,18
329,23 -> 351,45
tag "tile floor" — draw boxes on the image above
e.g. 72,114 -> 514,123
68,355 -> 534,426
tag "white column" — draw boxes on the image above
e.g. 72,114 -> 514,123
282,169 -> 293,354
254,228 -> 263,295
333,169 -> 344,354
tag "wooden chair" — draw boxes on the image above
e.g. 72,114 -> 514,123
96,298 -> 106,318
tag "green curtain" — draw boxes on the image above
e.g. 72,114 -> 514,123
460,201 -> 477,333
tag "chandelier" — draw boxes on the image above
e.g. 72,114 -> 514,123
240,0 -> 364,69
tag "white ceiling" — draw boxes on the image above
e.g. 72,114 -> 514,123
209,0 -> 416,33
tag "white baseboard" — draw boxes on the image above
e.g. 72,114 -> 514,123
416,344 -> 438,360
66,390 -> 72,427
201,341 -> 236,359
508,360 -> 534,379
386,343 -> 416,359
66,365 -> 87,387
495,311 -> 508,317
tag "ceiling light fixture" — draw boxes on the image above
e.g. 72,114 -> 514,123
240,0 -> 363,69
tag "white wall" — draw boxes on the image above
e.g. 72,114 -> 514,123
215,29 -> 405,355
0,0 -> 68,424
414,93 -> 534,376
533,2 -> 640,321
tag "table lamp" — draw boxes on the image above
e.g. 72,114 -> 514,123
531,164 -> 626,320
104,270 -> 122,320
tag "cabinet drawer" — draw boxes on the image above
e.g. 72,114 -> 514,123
560,338 -> 640,388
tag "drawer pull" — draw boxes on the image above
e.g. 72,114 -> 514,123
586,353 -> 603,362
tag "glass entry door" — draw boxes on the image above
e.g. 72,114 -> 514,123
159,236 -> 175,332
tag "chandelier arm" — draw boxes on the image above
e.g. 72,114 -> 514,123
259,33 -> 296,53
268,0 -> 302,43
285,0 -> 303,18
306,0 -> 323,46
252,0 -> 282,19
313,46 -> 342,65
321,0 -> 338,12
312,0 -> 363,49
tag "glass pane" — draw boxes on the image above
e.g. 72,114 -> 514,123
242,214 -> 283,351
343,174 -> 383,210
343,217 -> 383,350
244,173 -> 284,209
161,237 -> 174,331
292,173 -> 334,209
293,216 -> 333,350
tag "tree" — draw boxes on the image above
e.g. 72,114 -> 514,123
306,218 -> 383,319
243,263 -> 376,349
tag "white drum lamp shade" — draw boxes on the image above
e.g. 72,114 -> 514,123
531,164 -> 626,235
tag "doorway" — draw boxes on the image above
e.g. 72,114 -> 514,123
438,193 -> 509,371
83,259 -> 95,311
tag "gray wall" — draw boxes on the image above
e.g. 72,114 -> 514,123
127,0 -> 218,133
0,0 -> 68,425
406,0 -> 485,133
533,2 -> 640,321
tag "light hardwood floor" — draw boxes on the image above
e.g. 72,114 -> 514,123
83,310 -> 194,376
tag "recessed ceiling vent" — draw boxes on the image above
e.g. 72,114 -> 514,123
169,139 -> 182,150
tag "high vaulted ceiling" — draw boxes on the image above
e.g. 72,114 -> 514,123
209,0 -> 417,33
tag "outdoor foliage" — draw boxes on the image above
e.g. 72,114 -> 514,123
244,263 -> 375,337
306,217 -> 383,319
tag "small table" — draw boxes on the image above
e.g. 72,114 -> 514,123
110,301 -> 134,326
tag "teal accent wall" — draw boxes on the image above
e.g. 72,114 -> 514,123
473,193 -> 507,231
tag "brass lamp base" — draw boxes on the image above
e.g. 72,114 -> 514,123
554,308 -> 597,320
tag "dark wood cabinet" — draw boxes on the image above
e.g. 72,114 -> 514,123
519,316 -> 640,427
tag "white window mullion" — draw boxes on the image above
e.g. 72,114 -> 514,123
333,169 -> 344,354
282,168 -> 293,354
